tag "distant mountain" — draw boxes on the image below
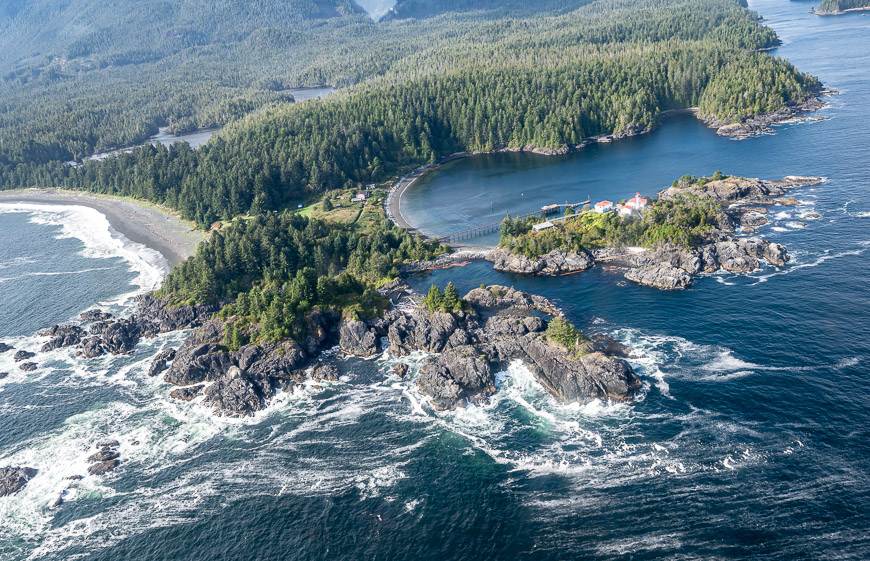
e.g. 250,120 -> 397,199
0,0 -> 364,72
383,0 -> 590,20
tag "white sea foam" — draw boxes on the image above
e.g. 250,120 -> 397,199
0,203 -> 169,299
749,242 -> 869,284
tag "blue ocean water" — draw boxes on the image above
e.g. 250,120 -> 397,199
0,1 -> 868,560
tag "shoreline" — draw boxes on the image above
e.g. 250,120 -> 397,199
384,102 -> 821,241
0,189 -> 203,267
814,6 -> 870,15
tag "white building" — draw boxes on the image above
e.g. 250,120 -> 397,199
617,204 -> 633,217
353,192 -> 368,202
532,220 -> 555,232
593,200 -> 614,213
624,192 -> 649,212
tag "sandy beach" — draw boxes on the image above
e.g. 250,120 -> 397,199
0,188 -> 204,266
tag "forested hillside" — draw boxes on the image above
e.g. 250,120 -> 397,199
0,0 -> 821,227
383,0 -> 588,20
816,0 -> 870,13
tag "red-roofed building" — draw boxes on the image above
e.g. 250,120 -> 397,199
594,200 -> 614,213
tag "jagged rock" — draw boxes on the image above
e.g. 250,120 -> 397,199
714,239 -> 762,273
590,334 -> 632,358
18,362 -> 38,372
88,449 -> 120,463
488,248 -> 594,276
339,319 -> 379,357
0,466 -> 38,496
515,338 -> 640,403
483,315 -> 545,337
416,345 -> 496,410
392,363 -> 409,378
13,350 -> 35,362
463,285 -> 561,317
134,294 -> 215,334
88,459 -> 120,476
763,242 -> 789,267
40,324 -> 86,352
310,363 -> 339,382
0,372 -> 8,380
636,244 -> 702,275
660,175 -> 824,203
96,439 -> 120,449
388,311 -> 470,356
625,264 -> 693,290
0,343 -> 13,353
163,343 -> 232,386
169,384 -> 204,401
87,318 -> 142,355
148,348 -> 176,377
238,340 -> 307,379
79,310 -> 114,323
202,366 -> 264,418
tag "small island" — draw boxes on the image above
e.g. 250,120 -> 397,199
814,0 -> 870,14
487,173 -> 825,289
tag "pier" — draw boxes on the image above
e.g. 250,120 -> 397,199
438,199 -> 589,244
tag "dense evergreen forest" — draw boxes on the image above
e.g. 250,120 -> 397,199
158,205 -> 443,346
0,0 -> 821,228
816,0 -> 870,13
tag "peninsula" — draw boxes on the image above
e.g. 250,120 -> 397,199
487,173 -> 825,289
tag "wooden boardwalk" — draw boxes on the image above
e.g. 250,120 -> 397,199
438,200 -> 589,244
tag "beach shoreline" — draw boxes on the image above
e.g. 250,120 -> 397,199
0,189 -> 203,266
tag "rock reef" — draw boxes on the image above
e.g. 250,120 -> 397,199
0,466 -> 37,496
487,248 -> 594,276
383,285 -> 640,411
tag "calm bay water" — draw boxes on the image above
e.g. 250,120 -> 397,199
1,2 -> 868,560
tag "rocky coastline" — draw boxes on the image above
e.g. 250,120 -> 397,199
702,92 -> 831,139
1,282 -> 639,422
486,175 -> 824,290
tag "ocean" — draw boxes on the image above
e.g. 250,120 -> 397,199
0,1 -> 868,559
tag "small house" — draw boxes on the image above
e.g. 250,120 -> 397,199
532,220 -> 555,232
617,204 -> 633,217
353,192 -> 368,203
593,200 -> 614,213
624,192 -> 649,212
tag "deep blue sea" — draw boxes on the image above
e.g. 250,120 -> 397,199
1,1 -> 868,559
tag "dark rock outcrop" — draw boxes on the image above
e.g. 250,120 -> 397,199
88,460 -> 120,476
625,264 -> 694,290
79,309 -> 114,323
19,362 -> 37,372
169,384 -> 204,402
147,348 -> 176,377
40,324 -> 86,352
386,285 -> 641,410
0,343 -> 13,353
623,238 -> 790,289
14,350 -> 34,362
310,363 -> 339,382
339,319 -> 379,357
202,366 -> 264,418
0,372 -> 8,380
392,363 -> 409,378
488,248 -> 594,276
0,466 -> 38,496
417,345 -> 495,410
163,342 -> 231,386
87,440 -> 121,475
